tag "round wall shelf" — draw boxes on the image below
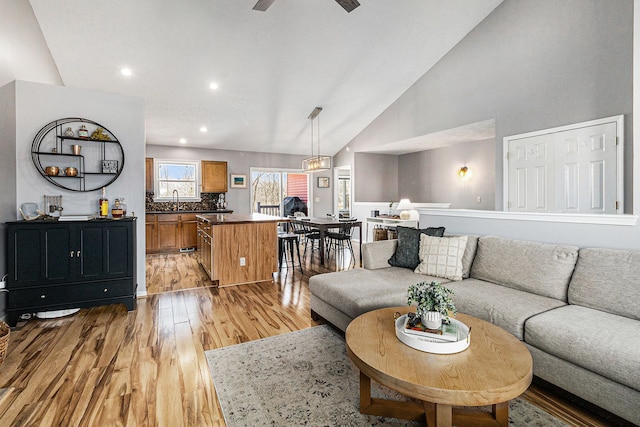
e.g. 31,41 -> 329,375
31,118 -> 125,192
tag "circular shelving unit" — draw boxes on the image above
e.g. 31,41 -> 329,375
31,118 -> 125,192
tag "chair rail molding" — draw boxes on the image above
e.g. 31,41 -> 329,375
417,208 -> 638,226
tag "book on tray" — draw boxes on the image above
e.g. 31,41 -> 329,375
404,316 -> 460,342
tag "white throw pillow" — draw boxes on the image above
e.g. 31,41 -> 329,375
415,235 -> 468,281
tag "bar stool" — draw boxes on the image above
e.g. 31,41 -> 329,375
278,232 -> 303,273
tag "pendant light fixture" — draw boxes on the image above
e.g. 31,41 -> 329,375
302,107 -> 331,172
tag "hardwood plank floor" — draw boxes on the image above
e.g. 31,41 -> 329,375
0,246 -> 631,426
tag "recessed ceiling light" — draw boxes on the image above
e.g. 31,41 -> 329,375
120,68 -> 132,77
179,138 -> 187,144
200,126 -> 207,133
209,82 -> 219,90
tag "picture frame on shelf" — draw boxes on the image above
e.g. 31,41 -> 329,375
230,174 -> 247,189
317,177 -> 330,188
102,160 -> 119,174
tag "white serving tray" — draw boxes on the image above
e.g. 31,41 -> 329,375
395,314 -> 471,354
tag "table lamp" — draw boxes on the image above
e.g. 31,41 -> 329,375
396,199 -> 412,220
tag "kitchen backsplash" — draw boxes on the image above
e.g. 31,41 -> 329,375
145,192 -> 227,212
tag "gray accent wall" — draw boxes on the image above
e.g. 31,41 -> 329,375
0,82 -> 17,319
335,0 -> 639,250
336,0 -> 633,210
145,145 -> 332,216
398,139 -> 495,210
353,152 -> 398,202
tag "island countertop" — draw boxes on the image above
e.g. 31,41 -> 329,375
196,213 -> 288,224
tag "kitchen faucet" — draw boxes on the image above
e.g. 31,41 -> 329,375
172,189 -> 180,211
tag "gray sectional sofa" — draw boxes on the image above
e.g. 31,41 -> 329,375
309,235 -> 640,425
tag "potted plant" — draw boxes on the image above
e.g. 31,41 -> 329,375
407,281 -> 457,329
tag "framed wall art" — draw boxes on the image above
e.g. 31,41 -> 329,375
230,174 -> 247,189
317,177 -> 330,188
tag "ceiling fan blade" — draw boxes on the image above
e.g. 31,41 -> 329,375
253,0 -> 276,11
335,0 -> 360,13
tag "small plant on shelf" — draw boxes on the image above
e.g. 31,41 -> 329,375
407,281 -> 457,328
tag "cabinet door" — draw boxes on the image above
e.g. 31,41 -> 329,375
146,215 -> 158,253
201,160 -> 228,193
77,221 -> 133,280
157,214 -> 180,251
145,157 -> 154,193
180,214 -> 197,249
8,224 -> 73,287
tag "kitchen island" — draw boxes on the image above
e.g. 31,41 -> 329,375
196,213 -> 287,287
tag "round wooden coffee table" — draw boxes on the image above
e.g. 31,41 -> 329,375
346,307 -> 533,427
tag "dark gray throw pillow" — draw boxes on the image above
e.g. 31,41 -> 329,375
388,226 -> 446,269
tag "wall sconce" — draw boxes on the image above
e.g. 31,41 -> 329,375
458,166 -> 469,178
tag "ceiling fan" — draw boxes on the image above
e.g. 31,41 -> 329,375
253,0 -> 360,13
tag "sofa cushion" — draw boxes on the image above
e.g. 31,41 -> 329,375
470,236 -> 578,301
415,235 -> 468,281
460,235 -> 479,279
525,305 -> 640,391
387,226 -> 445,269
309,267 -> 449,319
445,278 -> 567,340
568,248 -> 640,320
363,240 -> 398,270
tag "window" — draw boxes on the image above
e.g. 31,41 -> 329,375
154,160 -> 200,201
250,168 -> 310,216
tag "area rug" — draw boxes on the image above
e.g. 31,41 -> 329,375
206,325 -> 568,426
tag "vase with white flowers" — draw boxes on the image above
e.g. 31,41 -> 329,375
407,281 -> 457,329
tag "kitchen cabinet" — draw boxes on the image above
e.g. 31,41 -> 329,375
180,213 -> 198,249
145,213 -> 200,253
157,214 -> 180,252
6,218 -> 137,326
201,160 -> 228,193
145,157 -> 154,192
196,214 -> 279,287
197,217 -> 213,279
145,214 -> 158,252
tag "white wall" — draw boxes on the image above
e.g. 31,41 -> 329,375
13,81 -> 147,294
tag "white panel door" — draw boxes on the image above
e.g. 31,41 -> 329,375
504,115 -> 622,214
507,134 -> 554,212
554,122 -> 618,213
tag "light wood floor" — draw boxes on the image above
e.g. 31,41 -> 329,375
0,246 -> 631,426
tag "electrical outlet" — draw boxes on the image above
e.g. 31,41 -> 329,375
315,197 -> 320,203
0,280 -> 5,289
476,196 -> 482,203
239,257 -> 246,266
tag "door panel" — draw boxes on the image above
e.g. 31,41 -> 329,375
506,118 -> 620,214
44,227 -> 74,281
554,122 -> 617,213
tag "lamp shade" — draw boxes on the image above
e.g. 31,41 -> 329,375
396,199 -> 412,210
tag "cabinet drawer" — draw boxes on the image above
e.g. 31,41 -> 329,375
8,280 -> 133,310
157,214 -> 180,222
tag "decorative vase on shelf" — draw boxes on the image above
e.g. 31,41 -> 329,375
78,125 -> 89,139
64,127 -> 74,137
421,311 -> 442,329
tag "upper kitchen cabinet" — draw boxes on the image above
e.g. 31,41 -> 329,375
201,160 -> 227,193
145,157 -> 154,193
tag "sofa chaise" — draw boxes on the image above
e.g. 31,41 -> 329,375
309,234 -> 640,425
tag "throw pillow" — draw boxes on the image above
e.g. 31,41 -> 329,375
387,226 -> 446,269
415,235 -> 468,281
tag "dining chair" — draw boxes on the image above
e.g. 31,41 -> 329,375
326,219 -> 356,267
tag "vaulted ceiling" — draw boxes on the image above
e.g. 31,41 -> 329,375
28,0 -> 502,155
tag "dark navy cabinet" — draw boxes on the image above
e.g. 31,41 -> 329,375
6,218 -> 137,326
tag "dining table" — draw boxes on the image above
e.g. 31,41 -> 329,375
292,217 -> 362,266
